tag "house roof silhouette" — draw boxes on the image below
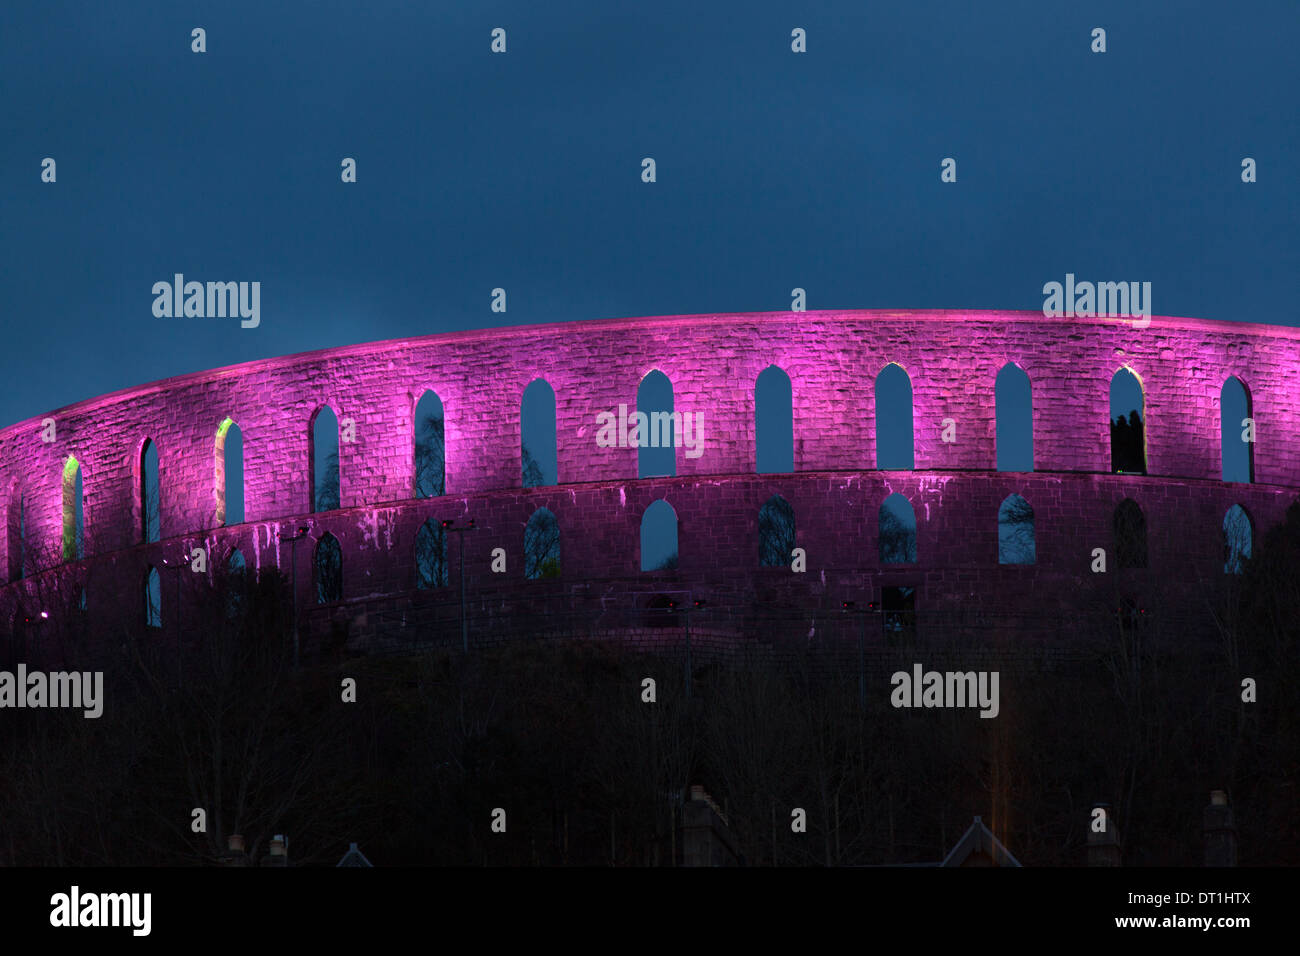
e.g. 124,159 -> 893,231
939,816 -> 1021,868
336,843 -> 373,867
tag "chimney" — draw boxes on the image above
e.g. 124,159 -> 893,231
1203,790 -> 1237,867
224,833 -> 248,867
1086,802 -> 1122,866
262,834 -> 288,867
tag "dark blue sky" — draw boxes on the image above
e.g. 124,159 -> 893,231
4,0 -> 1296,440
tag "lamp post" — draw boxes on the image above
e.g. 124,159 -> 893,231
280,525 -> 311,670
670,598 -> 705,701
440,519 -> 476,653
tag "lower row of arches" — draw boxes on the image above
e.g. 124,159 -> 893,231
129,497 -> 1257,627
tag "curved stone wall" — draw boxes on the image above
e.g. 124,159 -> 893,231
2,310 -> 1297,655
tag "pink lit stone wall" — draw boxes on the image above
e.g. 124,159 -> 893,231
1,310 -> 1298,655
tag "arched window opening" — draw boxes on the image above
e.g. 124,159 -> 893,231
882,586 -> 917,638
145,566 -> 162,628
225,548 -> 248,619
521,379 -> 558,488
879,493 -> 917,563
62,456 -> 83,562
415,519 -> 448,589
524,508 -> 561,579
998,493 -> 1036,565
637,370 -> 676,479
314,533 -> 343,603
1113,498 -> 1147,569
311,407 -> 341,512
415,390 -> 446,498
641,499 -> 678,571
875,363 -> 914,470
758,495 -> 796,567
141,438 -> 161,543
1110,369 -> 1146,474
1221,377 -> 1254,483
996,364 -> 1033,472
216,418 -> 244,526
1223,504 -> 1252,575
755,365 -> 794,474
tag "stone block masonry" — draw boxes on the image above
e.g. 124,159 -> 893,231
1,309 -> 1297,661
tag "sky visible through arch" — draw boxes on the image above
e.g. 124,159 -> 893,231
6,1 -> 1290,565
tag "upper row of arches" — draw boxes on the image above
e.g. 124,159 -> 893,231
3,366 -> 1259,577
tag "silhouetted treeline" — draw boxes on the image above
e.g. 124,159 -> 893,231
0,504 -> 1297,866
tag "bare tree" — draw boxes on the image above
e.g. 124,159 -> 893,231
314,533 -> 342,602
758,496 -> 795,567
416,411 -> 445,498
998,495 -> 1036,564
1223,505 -> 1252,574
116,564 -> 355,864
524,508 -> 561,579
315,450 -> 341,511
879,499 -> 916,563
654,552 -> 678,571
416,519 -> 449,588
522,443 -> 544,489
